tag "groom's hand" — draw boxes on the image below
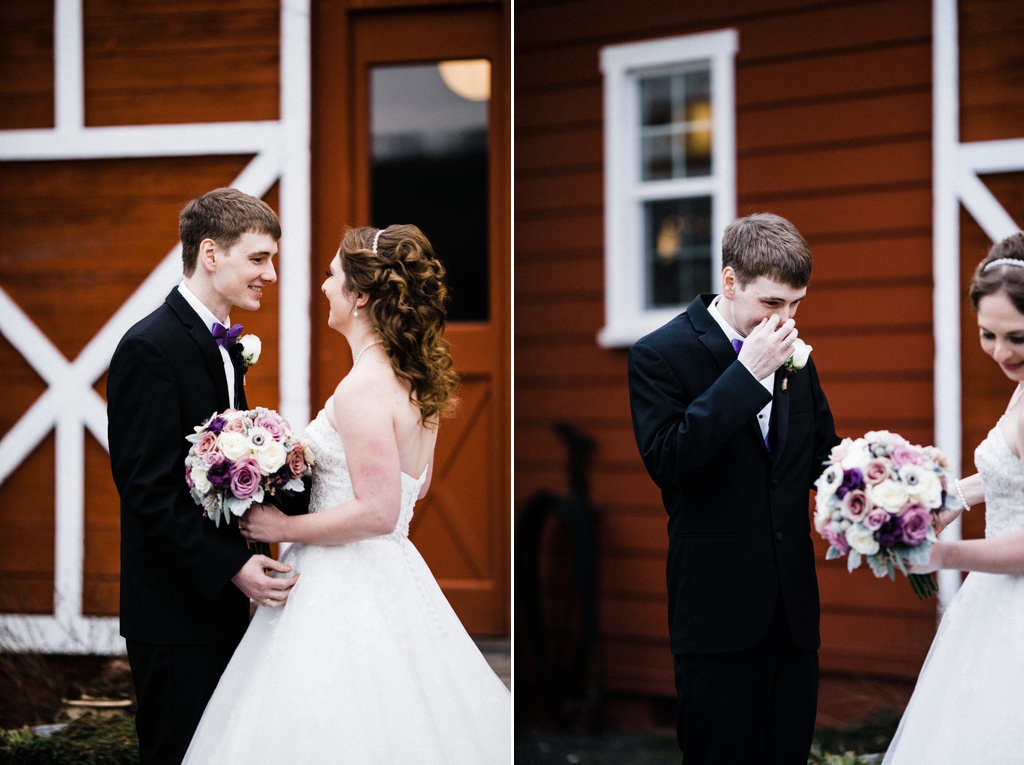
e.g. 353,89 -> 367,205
231,556 -> 299,608
737,315 -> 799,380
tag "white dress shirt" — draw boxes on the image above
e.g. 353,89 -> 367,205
177,282 -> 237,408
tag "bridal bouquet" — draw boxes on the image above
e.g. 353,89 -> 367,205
813,430 -> 960,599
185,407 -> 313,556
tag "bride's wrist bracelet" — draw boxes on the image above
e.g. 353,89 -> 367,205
954,478 -> 971,512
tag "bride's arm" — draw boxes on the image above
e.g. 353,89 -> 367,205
243,379 -> 405,546
923,530 -> 1024,575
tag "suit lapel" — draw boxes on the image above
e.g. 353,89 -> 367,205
690,295 -> 770,453
690,295 -> 738,373
166,289 -> 232,412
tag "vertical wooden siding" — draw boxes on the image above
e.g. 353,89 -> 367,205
515,0 -> 936,697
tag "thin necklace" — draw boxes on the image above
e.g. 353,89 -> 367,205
352,339 -> 381,369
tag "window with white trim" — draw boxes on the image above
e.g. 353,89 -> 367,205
598,30 -> 738,347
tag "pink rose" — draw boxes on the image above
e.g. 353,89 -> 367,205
899,503 -> 931,546
890,445 -> 922,468
822,523 -> 851,555
862,507 -> 890,532
255,415 -> 285,441
195,431 -> 219,456
840,490 -> 871,523
286,443 -> 307,477
863,459 -> 890,485
223,418 -> 246,434
185,465 -> 194,489
203,451 -> 225,467
229,458 -> 263,500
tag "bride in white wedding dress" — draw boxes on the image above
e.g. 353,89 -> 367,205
883,234 -> 1024,764
183,224 -> 510,764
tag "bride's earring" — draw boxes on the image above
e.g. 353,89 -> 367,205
353,308 -> 358,317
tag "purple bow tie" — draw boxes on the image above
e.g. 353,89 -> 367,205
731,338 -> 743,354
212,322 -> 243,348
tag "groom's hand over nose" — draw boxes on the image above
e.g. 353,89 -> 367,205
736,315 -> 799,380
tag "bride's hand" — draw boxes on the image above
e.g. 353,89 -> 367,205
239,503 -> 287,543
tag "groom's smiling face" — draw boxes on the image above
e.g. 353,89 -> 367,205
722,270 -> 807,338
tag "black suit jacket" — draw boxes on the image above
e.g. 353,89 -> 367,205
628,294 -> 839,655
108,288 -> 252,645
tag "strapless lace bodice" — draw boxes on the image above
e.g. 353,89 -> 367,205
302,409 -> 427,540
974,424 -> 1024,539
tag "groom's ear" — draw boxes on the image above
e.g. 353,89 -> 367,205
198,238 -> 219,273
721,266 -> 737,299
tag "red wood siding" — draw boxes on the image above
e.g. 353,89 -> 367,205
515,0 -> 937,698
0,1 -> 54,130
83,0 -> 280,126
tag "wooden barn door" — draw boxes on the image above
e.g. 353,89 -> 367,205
313,2 -> 509,635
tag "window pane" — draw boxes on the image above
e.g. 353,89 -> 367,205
639,65 -> 712,181
640,75 -> 672,125
644,196 -> 713,308
371,61 -> 490,322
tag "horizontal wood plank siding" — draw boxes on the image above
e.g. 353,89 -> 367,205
83,0 -> 281,126
0,2 -> 53,130
515,0 -> 936,699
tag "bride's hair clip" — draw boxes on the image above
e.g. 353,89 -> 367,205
983,257 -> 1024,272
372,228 -> 383,255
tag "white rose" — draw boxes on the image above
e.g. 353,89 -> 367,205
253,440 -> 287,476
900,465 -> 943,508
845,523 -> 880,556
191,466 -> 211,494
217,431 -> 250,462
238,334 -> 261,367
785,338 -> 812,370
869,479 -> 908,513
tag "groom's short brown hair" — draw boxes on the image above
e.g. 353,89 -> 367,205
722,213 -> 812,288
179,188 -> 282,276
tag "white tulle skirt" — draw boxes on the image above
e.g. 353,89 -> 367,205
183,537 -> 511,763
882,571 -> 1024,764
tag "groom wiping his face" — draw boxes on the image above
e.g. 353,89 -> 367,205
108,188 -> 301,764
628,213 -> 841,765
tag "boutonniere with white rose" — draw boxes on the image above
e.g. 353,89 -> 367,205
781,338 -> 812,391
237,334 -> 261,368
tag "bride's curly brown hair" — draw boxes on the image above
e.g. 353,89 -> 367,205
339,224 -> 459,426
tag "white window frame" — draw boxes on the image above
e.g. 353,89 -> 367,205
598,29 -> 738,347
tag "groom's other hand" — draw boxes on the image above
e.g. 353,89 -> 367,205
737,314 -> 799,379
231,556 -> 299,607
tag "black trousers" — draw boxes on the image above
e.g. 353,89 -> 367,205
126,639 -> 239,765
673,599 -> 818,765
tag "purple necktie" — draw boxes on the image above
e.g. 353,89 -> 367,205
212,322 -> 243,348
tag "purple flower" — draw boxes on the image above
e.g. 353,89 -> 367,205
207,460 -> 232,489
837,468 -> 866,499
206,415 -> 228,434
899,503 -> 931,546
875,515 -> 903,548
229,458 -> 263,500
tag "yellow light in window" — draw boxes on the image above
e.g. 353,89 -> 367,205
438,59 -> 491,102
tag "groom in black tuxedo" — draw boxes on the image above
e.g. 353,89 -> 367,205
628,213 -> 840,765
108,188 -> 301,764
